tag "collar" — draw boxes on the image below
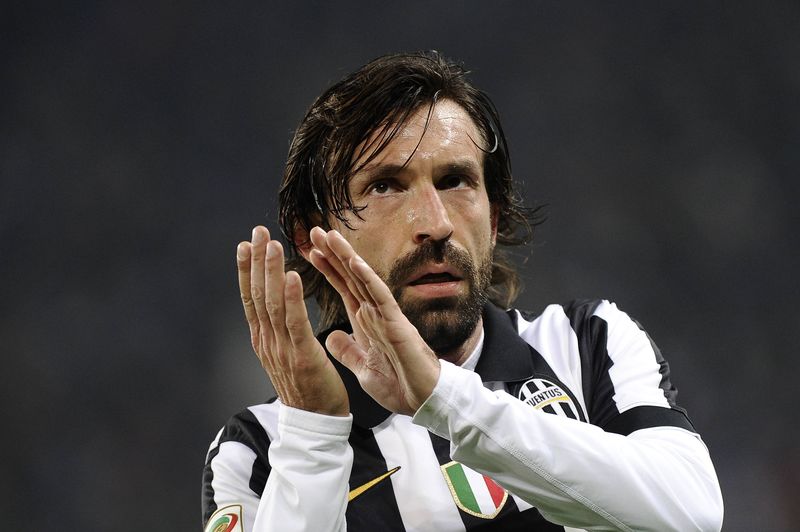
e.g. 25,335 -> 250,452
323,303 -> 536,429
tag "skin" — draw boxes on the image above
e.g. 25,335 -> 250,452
237,100 -> 498,417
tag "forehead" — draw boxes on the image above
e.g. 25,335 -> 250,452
353,99 -> 485,171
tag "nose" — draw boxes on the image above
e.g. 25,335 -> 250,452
411,186 -> 454,244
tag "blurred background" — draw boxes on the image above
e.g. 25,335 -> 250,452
2,1 -> 798,530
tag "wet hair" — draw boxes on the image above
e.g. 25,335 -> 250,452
278,51 -> 543,330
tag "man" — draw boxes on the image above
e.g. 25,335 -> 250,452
202,52 -> 723,531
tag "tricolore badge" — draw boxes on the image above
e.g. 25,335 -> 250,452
440,461 -> 508,519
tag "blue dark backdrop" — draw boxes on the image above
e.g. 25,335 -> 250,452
2,2 -> 797,530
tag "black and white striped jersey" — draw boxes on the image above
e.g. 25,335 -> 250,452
202,300 -> 722,531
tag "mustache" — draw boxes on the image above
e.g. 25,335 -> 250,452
385,240 -> 475,294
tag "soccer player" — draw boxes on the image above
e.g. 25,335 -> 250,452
202,51 -> 723,531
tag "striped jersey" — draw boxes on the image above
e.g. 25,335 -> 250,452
202,300 -> 715,531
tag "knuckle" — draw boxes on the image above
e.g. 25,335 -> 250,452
285,317 -> 306,335
250,285 -> 265,301
265,300 -> 282,315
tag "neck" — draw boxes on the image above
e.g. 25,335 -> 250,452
436,316 -> 483,366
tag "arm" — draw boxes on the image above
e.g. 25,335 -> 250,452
203,226 -> 353,532
202,405 -> 352,532
311,228 -> 723,531
414,361 -> 723,531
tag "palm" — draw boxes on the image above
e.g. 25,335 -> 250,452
311,228 -> 440,415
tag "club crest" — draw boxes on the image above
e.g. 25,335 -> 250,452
518,377 -> 584,421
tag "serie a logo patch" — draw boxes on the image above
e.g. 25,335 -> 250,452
518,377 -> 585,421
204,504 -> 243,532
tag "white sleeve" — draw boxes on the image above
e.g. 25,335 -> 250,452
206,405 -> 353,532
254,405 -> 352,532
412,361 -> 724,532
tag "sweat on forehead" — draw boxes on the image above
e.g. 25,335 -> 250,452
348,99 -> 489,180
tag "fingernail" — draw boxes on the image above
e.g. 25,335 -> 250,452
237,243 -> 247,259
251,227 -> 261,243
267,241 -> 279,258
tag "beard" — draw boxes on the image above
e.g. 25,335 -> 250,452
382,239 -> 493,358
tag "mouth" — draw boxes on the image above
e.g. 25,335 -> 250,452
408,272 -> 462,285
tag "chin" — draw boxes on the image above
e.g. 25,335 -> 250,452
400,296 -> 484,357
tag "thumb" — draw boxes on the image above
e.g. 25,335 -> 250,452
326,330 -> 367,375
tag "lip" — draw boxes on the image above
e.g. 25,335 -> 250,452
403,264 -> 465,298
406,264 -> 463,286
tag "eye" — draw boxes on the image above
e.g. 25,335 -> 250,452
438,174 -> 470,190
367,180 -> 396,195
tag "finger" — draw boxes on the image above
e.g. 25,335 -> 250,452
349,255 -> 402,319
237,242 -> 260,342
311,227 -> 372,305
283,271 -> 319,353
250,226 -> 272,327
325,330 -> 368,376
309,249 -> 369,346
326,230 -> 377,307
264,240 -> 290,348
308,249 -> 359,312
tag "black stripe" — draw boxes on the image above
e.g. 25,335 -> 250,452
202,405 -> 274,525
632,319 -> 691,419
562,300 -> 696,434
604,405 -> 695,436
472,509 -> 566,531
201,444 -> 221,524
560,300 -> 616,429
345,424 -> 405,531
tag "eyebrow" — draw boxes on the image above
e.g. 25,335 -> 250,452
354,158 -> 482,184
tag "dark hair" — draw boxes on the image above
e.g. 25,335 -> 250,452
279,51 -> 542,330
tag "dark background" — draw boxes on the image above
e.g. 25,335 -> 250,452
2,2 -> 798,530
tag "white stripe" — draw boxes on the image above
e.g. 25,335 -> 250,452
592,300 -> 670,412
462,466 -> 498,515
210,441 -> 260,530
511,492 -> 533,512
248,402 -> 281,442
206,426 -> 224,461
373,415 -> 465,531
516,306 -> 589,417
550,400 -> 569,418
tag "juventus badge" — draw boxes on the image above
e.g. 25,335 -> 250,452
518,377 -> 585,421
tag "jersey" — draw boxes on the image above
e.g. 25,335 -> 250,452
202,300 -> 721,531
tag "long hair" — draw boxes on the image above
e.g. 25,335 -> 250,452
278,51 -> 543,330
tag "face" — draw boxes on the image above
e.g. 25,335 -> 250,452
331,99 -> 498,357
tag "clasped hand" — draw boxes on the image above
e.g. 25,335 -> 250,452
237,226 -> 440,417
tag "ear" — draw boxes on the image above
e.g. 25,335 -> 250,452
293,213 -> 327,261
294,225 -> 314,261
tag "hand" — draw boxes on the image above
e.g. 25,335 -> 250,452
307,227 -> 440,416
237,226 -> 349,416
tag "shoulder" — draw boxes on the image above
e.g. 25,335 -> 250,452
205,399 -> 281,464
512,299 -> 646,340
202,400 -> 281,524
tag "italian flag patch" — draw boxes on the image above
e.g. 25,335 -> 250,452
440,461 -> 508,519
